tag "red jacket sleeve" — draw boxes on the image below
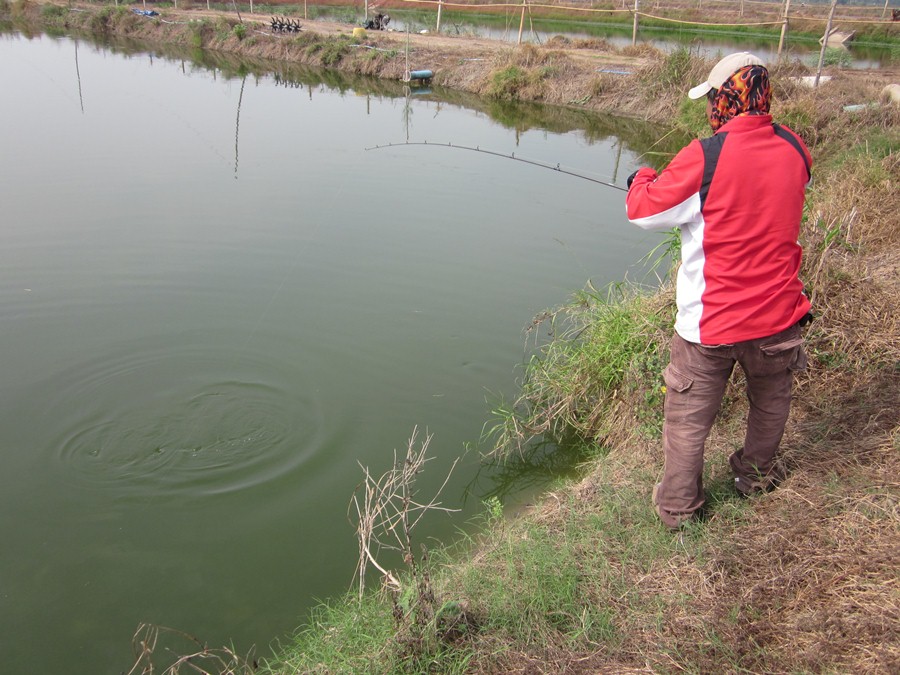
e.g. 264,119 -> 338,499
625,141 -> 705,231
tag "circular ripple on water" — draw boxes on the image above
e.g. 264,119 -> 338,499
46,345 -> 325,498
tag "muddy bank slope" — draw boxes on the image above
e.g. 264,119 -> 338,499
11,1 -> 899,124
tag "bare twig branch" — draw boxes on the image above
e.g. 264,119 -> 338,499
349,427 -> 460,600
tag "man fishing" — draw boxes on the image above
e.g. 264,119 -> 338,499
625,52 -> 813,529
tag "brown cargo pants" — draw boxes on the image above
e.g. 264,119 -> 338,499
654,323 -> 807,529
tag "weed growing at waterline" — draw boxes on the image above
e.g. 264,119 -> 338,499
348,429 -> 480,670
486,282 -> 674,461
127,623 -> 257,674
488,65 -> 527,99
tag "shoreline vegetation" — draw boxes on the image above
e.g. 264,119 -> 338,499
5,1 -> 898,672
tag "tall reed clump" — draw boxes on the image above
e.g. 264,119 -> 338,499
487,280 -> 675,462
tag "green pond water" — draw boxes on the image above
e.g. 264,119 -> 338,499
0,31 -> 667,672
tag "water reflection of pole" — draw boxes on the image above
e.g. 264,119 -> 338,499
74,39 -> 84,113
403,88 -> 411,142
612,139 -> 622,184
234,74 -> 246,179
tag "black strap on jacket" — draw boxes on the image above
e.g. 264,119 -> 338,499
772,123 -> 812,181
698,124 -> 810,210
698,132 -> 727,210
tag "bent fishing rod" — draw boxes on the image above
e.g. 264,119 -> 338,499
365,141 -> 628,192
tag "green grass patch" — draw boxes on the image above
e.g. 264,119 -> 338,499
263,592 -> 397,673
489,65 -> 528,100
487,282 -> 674,459
319,35 -> 351,66
40,3 -> 65,18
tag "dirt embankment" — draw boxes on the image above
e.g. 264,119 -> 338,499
12,0 -> 899,125
0,1 -> 699,121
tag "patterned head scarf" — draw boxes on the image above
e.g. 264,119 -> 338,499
708,64 -> 771,132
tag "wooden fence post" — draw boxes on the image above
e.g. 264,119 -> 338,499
815,0 -> 839,88
437,0 -> 443,33
777,0 -> 792,57
632,0 -> 639,46
517,0 -> 526,45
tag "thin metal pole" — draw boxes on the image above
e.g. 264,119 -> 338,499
436,0 -> 442,32
815,0 -> 839,88
404,29 -> 410,82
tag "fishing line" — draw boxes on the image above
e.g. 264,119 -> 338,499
630,126 -> 680,163
365,141 -> 628,192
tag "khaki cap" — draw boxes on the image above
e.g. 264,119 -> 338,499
688,51 -> 766,100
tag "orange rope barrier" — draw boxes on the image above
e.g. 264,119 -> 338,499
636,12 -> 782,27
394,0 -> 899,30
396,0 -> 632,12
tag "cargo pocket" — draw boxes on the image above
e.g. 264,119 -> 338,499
663,364 -> 693,393
789,345 -> 808,372
760,336 -> 803,356
759,336 -> 806,373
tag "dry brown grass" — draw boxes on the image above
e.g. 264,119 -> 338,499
688,391 -> 900,673
626,73 -> 898,671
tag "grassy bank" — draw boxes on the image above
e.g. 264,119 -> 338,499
5,3 -> 898,672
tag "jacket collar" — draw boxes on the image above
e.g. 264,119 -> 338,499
715,113 -> 774,134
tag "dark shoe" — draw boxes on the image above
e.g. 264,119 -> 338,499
733,473 -> 778,497
730,451 -> 783,497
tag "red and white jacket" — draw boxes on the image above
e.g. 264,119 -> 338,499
626,114 -> 812,345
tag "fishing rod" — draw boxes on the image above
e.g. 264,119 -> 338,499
365,141 -> 628,192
